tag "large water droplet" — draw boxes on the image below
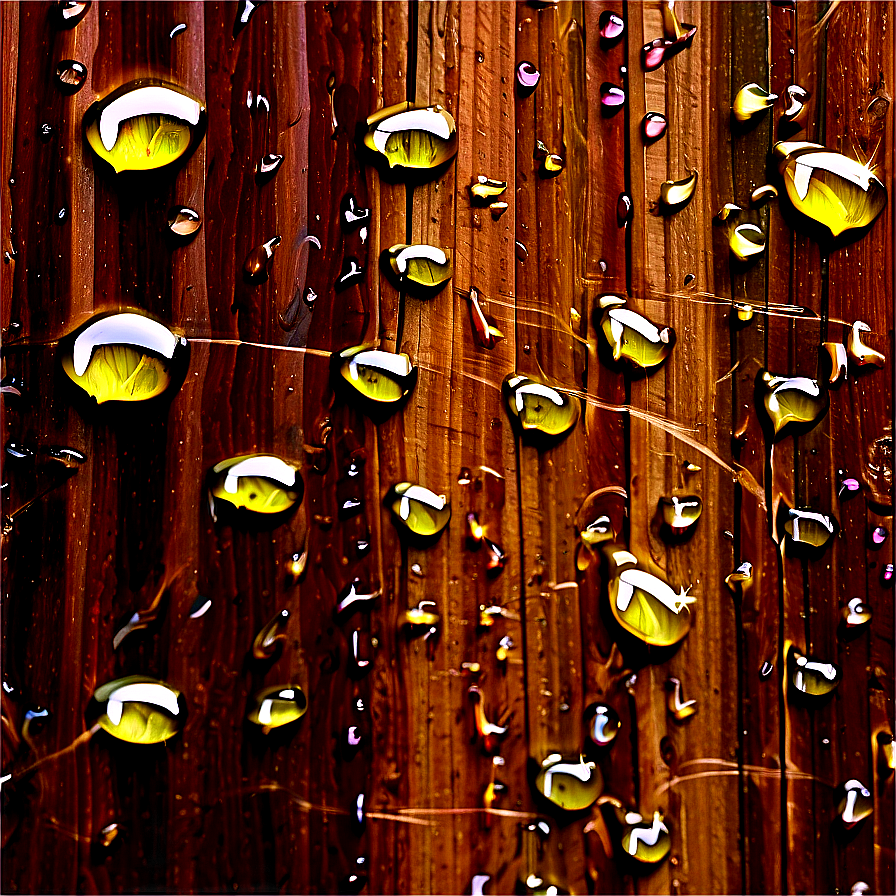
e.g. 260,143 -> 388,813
244,236 -> 281,282
600,83 -> 626,111
841,597 -> 872,630
788,644 -> 841,697
84,80 -> 206,174
586,702 -> 620,746
247,685 -> 307,732
783,507 -> 837,552
598,296 -> 675,371
732,83 -> 777,123
207,454 -> 302,524
384,244 -> 452,296
256,152 -> 284,181
167,205 -> 201,239
386,482 -> 451,539
502,373 -> 580,441
363,102 -> 457,173
757,370 -> 829,439
658,170 -> 698,212
516,61 -> 541,92
54,1 -> 91,27
534,754 -> 603,811
332,345 -> 417,412
621,811 -> 671,864
774,141 -> 887,241
56,60 -> 87,94
469,176 -> 507,202
641,112 -> 667,141
837,780 -> 873,827
659,495 -> 702,537
59,311 -> 189,405
729,223 -> 766,261
599,10 -> 625,40
88,676 -> 186,745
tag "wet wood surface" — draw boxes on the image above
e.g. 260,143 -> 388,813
1,2 -> 893,894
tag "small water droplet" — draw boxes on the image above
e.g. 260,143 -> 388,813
385,244 -> 452,296
788,645 -> 840,698
207,454 -> 302,524
503,372 -> 580,442
725,561 -> 753,593
256,152 -> 284,181
600,82 -> 626,111
469,175 -> 507,203
255,94 -> 270,114
616,193 -> 633,227
759,660 -> 774,679
641,112 -> 667,141
234,0 -> 262,36
485,539 -> 507,577
585,703 -> 620,746
848,320 -> 886,369
883,563 -> 895,587
870,525 -> 888,548
659,495 -> 702,537
87,676 -> 186,744
475,50 -> 485,63
751,184 -> 778,207
335,579 -> 381,617
598,295 -> 675,371
757,370 -> 828,439
46,445 -> 86,467
837,470 -> 861,500
516,61 -> 540,93
83,79 -> 206,174
599,10 -> 625,40
783,506 -> 838,553
336,256 -> 364,291
841,597 -> 872,629
729,223 -> 766,261
621,812 -> 671,864
5,441 -> 34,461
732,83 -> 777,123
39,123 -> 54,142
837,779 -> 873,827
244,235 -> 281,282
541,153 -> 565,177
188,595 -> 212,618
340,193 -> 371,231
658,170 -> 698,212
363,102 -> 457,173
252,609 -> 290,659
169,23 -> 187,38
469,287 -> 505,349
665,678 -> 698,721
56,60 -> 87,94
534,754 -> 602,810
167,205 -> 201,239
247,685 -> 307,732
54,1 -> 91,28
458,467 -> 473,486
781,84 -> 809,121
386,482 -> 451,540
851,882 -> 871,895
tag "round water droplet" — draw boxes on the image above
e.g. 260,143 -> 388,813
167,205 -> 201,239
841,597 -> 872,629
303,286 -> 317,307
599,10 -> 625,40
870,525 -> 888,548
621,812 -> 671,864
600,83 -> 626,109
836,779 -> 873,827
659,495 -> 702,536
586,703 -> 620,746
541,153 -> 565,177
757,370 -> 829,439
516,61 -> 541,92
247,685 -> 307,731
256,152 -> 284,180
732,83 -> 778,123
774,141 -> 887,241
59,311 -> 189,405
88,676 -> 186,745
386,482 -> 451,540
783,507 -> 837,552
838,471 -> 861,500
729,223 -> 766,261
534,754 -> 603,811
54,1 -> 91,27
609,564 -> 693,647
332,345 -> 417,412
56,60 -> 87,94
207,454 -> 302,524
598,296 -> 675,371
788,645 -> 841,698
641,112 -> 667,141
384,244 -> 452,296
363,102 -> 457,173
502,373 -> 580,442
883,563 -> 895,587
83,79 -> 207,174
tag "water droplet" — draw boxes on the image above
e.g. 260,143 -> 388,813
386,482 -> 450,540
621,811 -> 671,864
751,184 -> 778,207
475,50 -> 485,63
363,102 -> 457,173
781,84 -> 809,121
658,170 -> 698,212
188,595 -> 212,618
468,686 -> 509,753
641,112 -> 667,141
732,83 -> 778,123
848,320 -> 886,369
457,467 -> 473,486
820,342 -> 848,385
340,194 -> 371,232
665,678 -> 697,721
84,80 -> 206,174
774,141 -> 887,241
244,235 -> 281,282
870,525 -> 888,548
659,495 -> 702,537
883,563 -> 895,587
405,601 -> 440,629
384,244 -> 452,296
469,175 -> 507,203
516,61 -> 540,92
841,597 -> 872,629
729,223 -> 766,261
234,0 -> 262,36
95,821 -> 121,851
167,205 -> 201,239
54,1 -> 91,27
56,60 -> 87,94
788,644 -> 841,697
535,754 -> 603,811
516,241 -> 529,261
169,23 -> 187,38
59,311 -> 189,405
502,373 -> 580,442
39,123 -> 54,142
252,609 -> 290,659
605,544 -> 694,647
335,256 -> 364,291
335,579 -> 381,618
247,685 -> 307,732
616,193 -> 633,227
759,660 -> 774,679
489,201 -> 508,218
88,676 -> 186,745
303,286 -> 317,307
725,561 -> 753,593
598,295 -> 676,371
837,779 -> 873,827
471,874 -> 491,896
851,883 -> 871,895
332,344 -> 417,411
599,10 -> 625,40
256,152 -> 284,181
600,83 -> 626,110
837,470 -> 861,500
715,203 -> 742,223
541,153 -> 565,177
207,454 -> 302,524
757,370 -> 828,439
586,703 -> 620,746
469,287 -> 504,349
466,511 -> 485,547
783,506 -> 837,553
5,441 -> 34,461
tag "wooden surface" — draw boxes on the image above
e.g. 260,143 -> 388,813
1,2 -> 893,893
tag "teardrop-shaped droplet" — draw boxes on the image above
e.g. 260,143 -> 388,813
541,153 -> 565,177
781,84 -> 810,121
774,141 -> 887,240
621,812 -> 671,864
84,80 -> 206,174
469,175 -> 507,202
54,1 -> 91,28
599,296 -> 676,371
502,373 -> 580,441
659,495 -> 702,535
386,482 -> 451,539
788,644 -> 841,697
733,83 -> 778,123
88,676 -> 186,745
56,60 -> 87,94
207,454 -> 302,523
384,244 -> 452,296
820,342 -> 848,386
617,193 -> 633,227
252,609 -> 290,659
256,152 -> 283,181
516,61 -> 541,91
841,597 -> 872,629
751,184 -> 778,207
838,470 -> 861,500
665,678 -> 698,721
758,370 -> 829,439
837,779 -> 873,827
641,112 -> 667,141
469,287 -> 505,349
784,507 -> 837,551
332,345 -> 417,409
599,10 -> 625,40
340,193 -> 371,232
244,236 -> 281,282
729,223 -> 766,261
600,83 -> 626,109
363,102 -> 457,172
725,561 -> 753,593
167,205 -> 201,239
188,595 -> 212,618
609,563 -> 694,647
247,685 -> 307,732
586,703 -> 620,747
870,525 -> 888,549
233,0 -> 262,35
658,169 -> 698,212
59,311 -> 189,405
534,754 -> 603,811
